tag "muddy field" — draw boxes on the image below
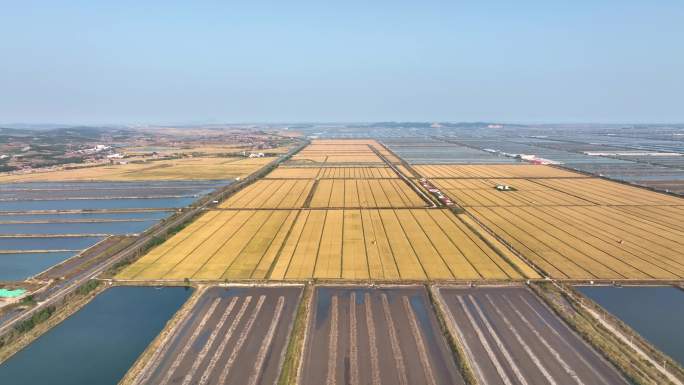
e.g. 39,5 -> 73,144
437,286 -> 628,385
300,286 -> 464,385
132,285 -> 303,385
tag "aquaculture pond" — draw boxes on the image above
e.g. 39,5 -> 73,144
0,220 -> 158,235
0,251 -> 77,281
0,211 -> 171,222
0,236 -> 103,251
0,286 -> 192,385
0,197 -> 196,211
578,285 -> 684,365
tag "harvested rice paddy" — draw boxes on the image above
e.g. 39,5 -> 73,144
290,139 -> 386,164
309,179 -> 426,208
416,163 -> 684,280
265,166 -> 398,179
218,179 -> 314,209
117,209 -> 536,281
533,178 -> 684,205
414,164 -> 585,179
469,205 -> 684,279
431,178 -> 594,207
219,177 -> 425,209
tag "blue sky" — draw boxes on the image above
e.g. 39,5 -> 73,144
1,0 -> 682,124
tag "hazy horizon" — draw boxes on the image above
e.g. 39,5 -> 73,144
2,1 -> 682,124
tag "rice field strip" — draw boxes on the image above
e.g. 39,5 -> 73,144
402,296 -> 437,385
469,208 -> 598,279
309,179 -> 427,208
615,206 -> 684,231
483,295 -> 559,385
180,296 -> 239,385
219,179 -> 313,209
541,207 -> 684,270
215,211 -> 280,279
586,206 -> 684,242
268,210 -> 312,279
349,292 -> 359,385
535,178 -> 683,206
282,210 -> 328,280
390,209 -> 431,280
364,293 -> 381,385
516,206 -> 682,278
151,210 -> 252,279
615,205 -> 684,230
124,208 -> 529,281
381,293 -> 408,385
159,297 -> 222,385
193,211 -> 274,280
408,209 -> 476,279
590,207 -> 684,246
413,165 -> 585,179
243,211 -> 299,279
263,210 -> 307,279
217,295 -> 267,384
326,295 -> 339,385
122,210 -> 227,279
197,295 -> 253,385
525,178 -> 610,206
247,296 -> 286,385
476,208 -> 684,278
502,207 -> 645,278
302,179 -> 319,208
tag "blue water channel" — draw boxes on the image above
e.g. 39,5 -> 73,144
0,286 -> 192,385
577,285 -> 684,365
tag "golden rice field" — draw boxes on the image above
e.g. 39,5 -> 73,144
309,179 -> 426,208
430,173 -> 683,208
117,209 -> 538,281
468,205 -> 684,279
218,179 -> 314,209
0,157 -> 274,182
290,139 -> 385,164
534,178 -> 684,205
218,176 -> 425,209
417,163 -> 684,280
265,166 -> 398,179
414,164 -> 585,178
432,178 -> 595,207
